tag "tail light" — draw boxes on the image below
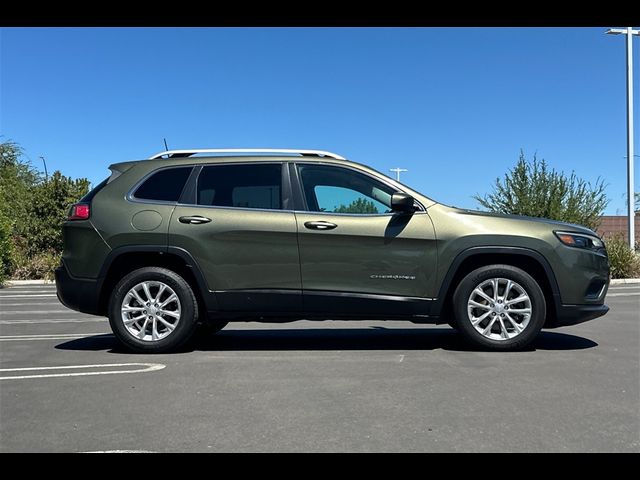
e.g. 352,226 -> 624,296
68,203 -> 90,220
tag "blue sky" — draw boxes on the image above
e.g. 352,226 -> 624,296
1,27 -> 638,214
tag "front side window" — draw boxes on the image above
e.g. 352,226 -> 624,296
197,164 -> 282,210
133,167 -> 192,202
298,164 -> 395,214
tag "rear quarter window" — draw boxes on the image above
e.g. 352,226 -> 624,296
133,167 -> 192,202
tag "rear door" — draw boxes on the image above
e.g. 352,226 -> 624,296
169,162 -> 301,312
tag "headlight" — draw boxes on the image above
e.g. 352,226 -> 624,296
554,231 -> 604,251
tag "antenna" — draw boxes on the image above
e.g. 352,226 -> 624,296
163,138 -> 169,151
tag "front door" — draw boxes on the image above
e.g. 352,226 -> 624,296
169,162 -> 301,312
293,163 -> 437,317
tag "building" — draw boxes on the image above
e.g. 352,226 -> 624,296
597,213 -> 640,244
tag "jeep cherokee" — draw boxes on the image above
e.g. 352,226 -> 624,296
56,148 -> 610,352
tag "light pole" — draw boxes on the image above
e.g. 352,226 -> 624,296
390,167 -> 408,182
39,156 -> 48,181
607,27 -> 639,249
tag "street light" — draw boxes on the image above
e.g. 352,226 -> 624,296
390,167 -> 408,182
39,156 -> 48,181
606,26 -> 639,249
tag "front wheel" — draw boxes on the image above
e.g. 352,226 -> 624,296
452,264 -> 546,350
108,267 -> 199,353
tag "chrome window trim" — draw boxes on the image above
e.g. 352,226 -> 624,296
127,160 -> 427,216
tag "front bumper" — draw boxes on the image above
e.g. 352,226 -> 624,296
545,302 -> 609,328
55,262 -> 101,315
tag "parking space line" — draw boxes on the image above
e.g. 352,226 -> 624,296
606,292 -> 640,297
0,318 -> 107,324
0,363 -> 166,380
0,332 -> 110,341
81,450 -> 156,453
0,294 -> 58,298
0,302 -> 66,307
3,308 -> 84,315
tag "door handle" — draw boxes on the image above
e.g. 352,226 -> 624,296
179,215 -> 212,225
304,221 -> 337,230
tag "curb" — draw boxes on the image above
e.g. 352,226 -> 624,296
2,279 -> 56,286
610,278 -> 640,284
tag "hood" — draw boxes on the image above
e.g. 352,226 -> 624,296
452,208 -> 597,236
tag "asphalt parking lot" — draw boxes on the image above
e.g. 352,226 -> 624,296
0,283 -> 638,452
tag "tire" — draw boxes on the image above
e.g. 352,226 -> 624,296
452,264 -> 546,350
108,267 -> 199,353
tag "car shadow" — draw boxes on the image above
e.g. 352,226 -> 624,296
55,327 -> 598,353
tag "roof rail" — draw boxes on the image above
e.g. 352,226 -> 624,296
148,148 -> 346,160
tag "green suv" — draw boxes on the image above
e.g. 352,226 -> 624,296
56,149 -> 610,352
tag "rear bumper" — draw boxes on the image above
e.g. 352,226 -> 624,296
55,263 -> 101,315
546,302 -> 609,328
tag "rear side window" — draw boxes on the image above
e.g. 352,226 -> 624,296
197,164 -> 282,210
133,167 -> 192,202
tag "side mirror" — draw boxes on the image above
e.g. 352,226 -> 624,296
391,192 -> 415,213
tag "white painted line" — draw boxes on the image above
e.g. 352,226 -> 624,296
81,450 -> 156,453
1,310 -> 83,315
0,333 -> 110,341
608,285 -> 640,290
0,293 -> 57,298
606,292 -> 640,297
0,363 -> 166,380
0,302 -> 67,307
0,318 -> 106,324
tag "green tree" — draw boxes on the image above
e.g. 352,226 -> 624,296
0,212 -> 11,283
0,140 -> 90,282
335,197 -> 379,214
474,152 -> 608,231
23,171 -> 90,256
0,141 -> 40,231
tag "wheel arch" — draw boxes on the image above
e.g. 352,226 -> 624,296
97,245 -> 216,316
433,246 -> 561,325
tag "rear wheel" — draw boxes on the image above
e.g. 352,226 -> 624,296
452,264 -> 546,350
108,267 -> 199,353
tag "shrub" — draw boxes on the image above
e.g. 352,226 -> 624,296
10,248 -> 60,281
605,233 -> 640,279
474,151 -> 608,231
1,140 -> 89,280
23,170 -> 90,256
